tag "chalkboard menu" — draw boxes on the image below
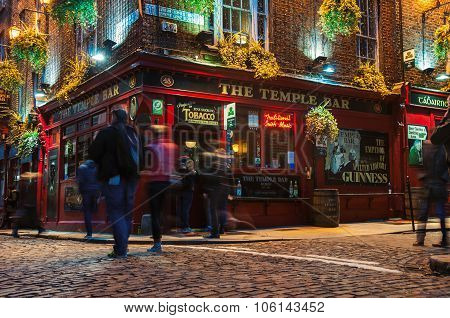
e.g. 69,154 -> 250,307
325,129 -> 389,185
235,174 -> 300,198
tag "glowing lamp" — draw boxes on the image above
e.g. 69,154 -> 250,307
323,64 -> 336,74
232,144 -> 240,153
185,141 -> 197,149
9,27 -> 21,39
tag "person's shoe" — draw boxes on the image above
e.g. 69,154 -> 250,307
413,241 -> 425,246
181,227 -> 192,234
37,227 -> 46,234
84,235 -> 93,240
107,250 -> 127,259
432,242 -> 448,248
203,234 -> 220,239
147,242 -> 162,253
12,232 -> 20,238
203,226 -> 212,232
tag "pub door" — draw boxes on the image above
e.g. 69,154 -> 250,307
46,148 -> 59,221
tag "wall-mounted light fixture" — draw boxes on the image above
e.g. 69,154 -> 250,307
436,73 -> 450,81
9,26 -> 21,39
422,67 -> 435,76
323,63 -> 336,74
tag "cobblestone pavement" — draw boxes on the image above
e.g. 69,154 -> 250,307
0,232 -> 448,298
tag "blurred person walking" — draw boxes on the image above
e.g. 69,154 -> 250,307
203,149 -> 233,239
177,156 -> 196,234
76,158 -> 101,239
143,126 -> 178,253
431,101 -> 450,171
89,108 -> 140,258
413,141 -> 449,248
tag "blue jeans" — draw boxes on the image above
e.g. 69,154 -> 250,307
81,191 -> 98,236
416,196 -> 447,244
103,179 -> 137,256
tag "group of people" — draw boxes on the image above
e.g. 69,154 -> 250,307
414,104 -> 450,248
77,107 -> 232,258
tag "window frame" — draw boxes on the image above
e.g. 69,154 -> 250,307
356,0 -> 379,66
215,0 -> 270,50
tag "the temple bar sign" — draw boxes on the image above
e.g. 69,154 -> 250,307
410,92 -> 448,109
218,83 -> 350,110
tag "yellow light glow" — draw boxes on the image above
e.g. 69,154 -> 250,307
185,141 -> 197,149
232,144 -> 240,153
9,27 -> 21,39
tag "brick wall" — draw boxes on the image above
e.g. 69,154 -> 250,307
401,0 -> 450,90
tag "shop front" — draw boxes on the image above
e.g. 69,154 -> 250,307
37,52 -> 403,232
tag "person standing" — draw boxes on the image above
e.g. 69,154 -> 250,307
89,108 -> 140,258
431,103 -> 450,171
177,157 -> 196,234
76,159 -> 101,239
143,126 -> 178,253
204,149 -> 233,239
413,141 -> 448,248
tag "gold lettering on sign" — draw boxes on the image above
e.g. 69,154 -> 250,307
231,85 -> 243,96
260,88 -> 270,100
244,86 -> 253,97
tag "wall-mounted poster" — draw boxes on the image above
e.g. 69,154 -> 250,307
64,186 -> 83,211
407,125 -> 427,166
325,129 -> 389,185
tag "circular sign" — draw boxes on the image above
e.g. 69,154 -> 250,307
160,75 -> 175,88
373,103 -> 382,114
129,96 -> 137,120
129,75 -> 137,89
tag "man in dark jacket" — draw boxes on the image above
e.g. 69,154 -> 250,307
431,104 -> 450,171
89,108 -> 139,258
414,141 -> 449,248
76,159 -> 101,239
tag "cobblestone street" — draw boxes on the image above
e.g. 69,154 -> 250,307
0,232 -> 449,298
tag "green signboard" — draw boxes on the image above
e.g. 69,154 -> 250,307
410,92 -> 448,109
152,99 -> 164,115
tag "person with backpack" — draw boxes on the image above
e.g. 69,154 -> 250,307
431,103 -> 450,172
88,107 -> 140,258
76,158 -> 101,239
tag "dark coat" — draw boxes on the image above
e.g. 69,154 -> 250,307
421,142 -> 449,201
76,160 -> 101,193
88,125 -> 139,182
431,108 -> 450,169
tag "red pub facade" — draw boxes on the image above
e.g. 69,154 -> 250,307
36,52 -> 404,232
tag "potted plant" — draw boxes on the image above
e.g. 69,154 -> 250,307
49,0 -> 98,28
10,27 -> 48,72
305,101 -> 339,144
433,23 -> 450,61
318,0 -> 362,41
352,62 -> 391,96
0,60 -> 24,92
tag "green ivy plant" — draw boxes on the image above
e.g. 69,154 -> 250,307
11,26 -> 48,72
49,0 -> 98,28
305,102 -> 339,143
182,0 -> 215,15
0,60 -> 24,92
352,62 -> 390,96
18,130 -> 41,158
55,54 -> 90,102
318,0 -> 362,41
433,23 -> 450,61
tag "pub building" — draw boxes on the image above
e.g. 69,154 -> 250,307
36,51 -> 403,232
401,84 -> 449,195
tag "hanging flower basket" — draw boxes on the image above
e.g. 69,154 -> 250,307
433,23 -> 450,61
181,0 -> 214,15
218,34 -> 280,80
0,60 -> 24,92
352,62 -> 390,96
55,55 -> 90,102
248,40 -> 281,80
18,130 -> 41,158
49,0 -> 98,28
318,0 -> 362,41
305,102 -> 339,143
11,27 -> 48,72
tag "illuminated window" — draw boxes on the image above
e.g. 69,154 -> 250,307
220,0 -> 269,48
356,0 -> 378,64
233,108 -> 261,169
